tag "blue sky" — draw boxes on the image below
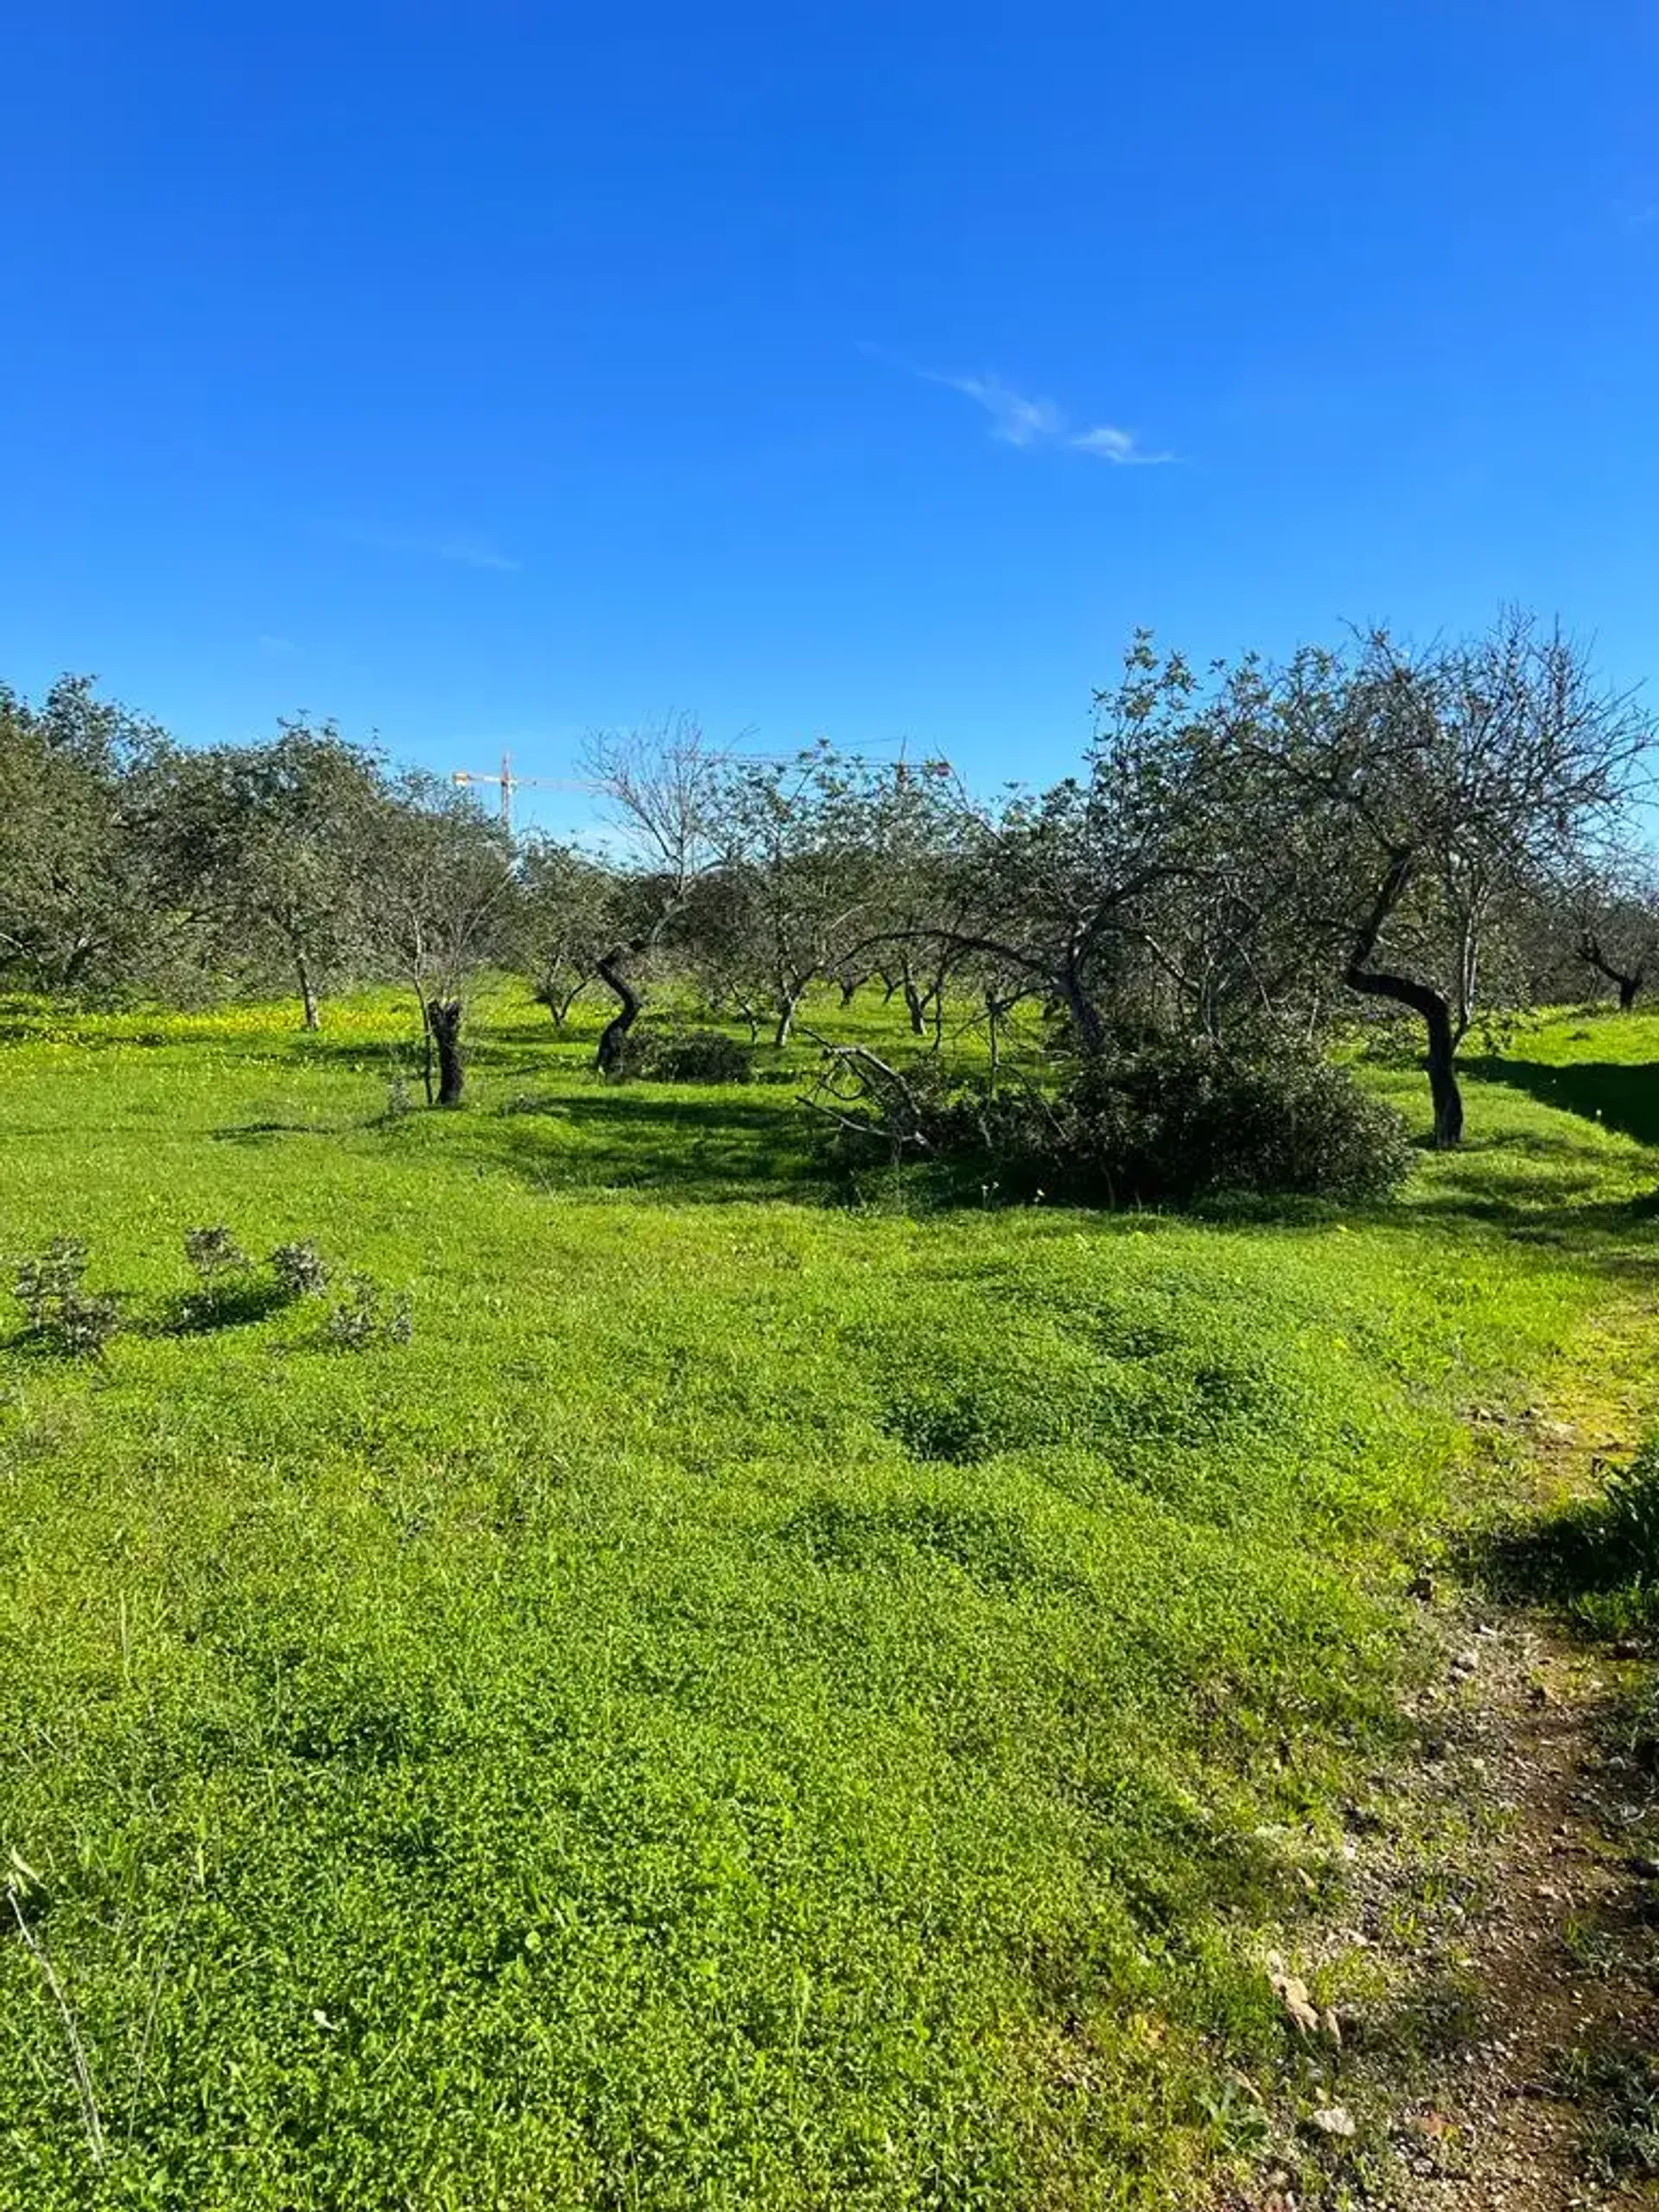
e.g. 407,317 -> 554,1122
3,1 -> 1656,834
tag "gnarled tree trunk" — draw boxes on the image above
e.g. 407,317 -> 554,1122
426,997 -> 465,1107
594,950 -> 643,1073
1579,936 -> 1643,1013
1345,849 -> 1464,1147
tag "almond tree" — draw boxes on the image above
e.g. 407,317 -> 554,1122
358,772 -> 515,1105
1243,613 -> 1650,1145
582,715 -> 725,1071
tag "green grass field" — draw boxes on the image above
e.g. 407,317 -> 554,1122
3,988 -> 1656,2209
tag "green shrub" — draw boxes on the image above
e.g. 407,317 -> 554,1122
815,1037 -> 1414,1208
612,1027 -> 752,1084
1055,1039 -> 1415,1205
180,1224 -> 267,1326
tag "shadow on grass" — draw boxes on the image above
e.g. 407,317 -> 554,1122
1462,1056 -> 1659,1149
285,1027 -> 595,1078
1470,1443 -> 1659,1638
211,1119 -> 349,1145
461,1088 -> 830,1205
161,1281 -> 296,1335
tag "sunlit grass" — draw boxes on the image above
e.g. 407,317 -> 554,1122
0,985 -> 1652,2209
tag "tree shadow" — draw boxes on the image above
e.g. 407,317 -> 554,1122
1396,1178 -> 1659,1261
211,1120 -> 345,1145
1461,1056 -> 1659,1149
1465,1444 -> 1659,1638
159,1282 -> 295,1335
457,1088 -> 829,1205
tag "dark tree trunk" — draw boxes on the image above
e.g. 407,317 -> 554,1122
594,950 -> 643,1072
1423,1000 -> 1464,1147
1345,847 -> 1464,1147
1580,937 -> 1642,1013
1344,967 -> 1463,1147
1056,965 -> 1105,1058
902,980 -> 927,1036
773,990 -> 804,1049
296,952 -> 320,1032
426,998 -> 465,1107
838,976 -> 860,1007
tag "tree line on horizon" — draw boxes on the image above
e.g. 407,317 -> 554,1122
2,608 -> 1655,1148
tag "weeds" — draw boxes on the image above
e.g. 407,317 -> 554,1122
10,1238 -> 121,1358
1555,2038 -> 1659,2178
4,1853 -> 106,2172
323,1272 -> 413,1349
1482,1439 -> 1659,1635
268,1240 -> 329,1300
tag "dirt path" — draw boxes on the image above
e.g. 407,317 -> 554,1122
1217,1361 -> 1659,2210
1380,1610 -> 1659,2210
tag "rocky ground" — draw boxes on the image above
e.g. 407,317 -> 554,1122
1214,1394 -> 1659,2211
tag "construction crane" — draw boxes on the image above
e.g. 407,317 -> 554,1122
451,752 -> 584,832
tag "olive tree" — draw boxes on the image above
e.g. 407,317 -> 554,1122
876,638 -> 1206,1056
144,721 -> 381,1027
512,838 -> 617,1031
0,675 -> 175,995
1567,863 -> 1659,1011
714,746 -> 893,1047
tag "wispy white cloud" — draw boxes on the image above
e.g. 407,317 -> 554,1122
257,632 -> 300,657
430,535 -> 522,573
925,371 -> 1066,448
334,524 -> 522,572
916,365 -> 1173,466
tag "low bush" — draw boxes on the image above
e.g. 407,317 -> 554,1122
179,1224 -> 270,1326
610,1027 -> 752,1084
813,1036 -> 1414,1208
269,1240 -> 330,1300
324,1272 -> 413,1350
10,1236 -> 121,1358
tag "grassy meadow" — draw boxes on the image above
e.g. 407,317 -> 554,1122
2,988 -> 1656,2209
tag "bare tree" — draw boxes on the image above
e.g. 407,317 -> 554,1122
582,715 -> 725,1071
512,838 -> 616,1031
